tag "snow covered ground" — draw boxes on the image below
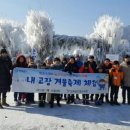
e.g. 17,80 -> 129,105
0,90 -> 130,130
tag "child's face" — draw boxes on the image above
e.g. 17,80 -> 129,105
89,58 -> 94,62
104,60 -> 110,66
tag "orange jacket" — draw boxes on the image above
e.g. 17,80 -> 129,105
109,68 -> 124,87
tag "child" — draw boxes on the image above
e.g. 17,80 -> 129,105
13,55 -> 28,106
26,56 -> 37,104
95,66 -> 105,105
109,61 -> 124,105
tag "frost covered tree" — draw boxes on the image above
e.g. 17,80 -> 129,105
0,19 -> 27,56
90,15 -> 124,54
24,10 -> 54,59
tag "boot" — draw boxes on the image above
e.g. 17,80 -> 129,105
0,99 -> 4,109
38,101 -> 45,107
57,102 -> 61,107
2,98 -> 9,106
50,102 -> 54,108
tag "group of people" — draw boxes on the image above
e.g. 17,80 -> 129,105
0,48 -> 130,109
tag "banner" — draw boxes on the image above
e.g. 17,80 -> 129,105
12,68 -> 109,94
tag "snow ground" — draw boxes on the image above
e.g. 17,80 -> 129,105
0,91 -> 130,130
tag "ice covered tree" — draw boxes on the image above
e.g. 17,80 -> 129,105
0,19 -> 27,56
24,10 -> 54,60
90,15 -> 124,54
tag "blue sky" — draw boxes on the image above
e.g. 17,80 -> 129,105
0,0 -> 130,36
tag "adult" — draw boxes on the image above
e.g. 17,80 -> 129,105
120,55 -> 130,104
0,48 -> 12,108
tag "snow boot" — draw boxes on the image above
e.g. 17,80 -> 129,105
50,103 -> 54,108
57,101 -> 61,107
2,98 -> 9,106
38,101 -> 45,107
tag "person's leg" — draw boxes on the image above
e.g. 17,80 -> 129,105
126,87 -> 130,104
14,92 -> 18,101
38,93 -> 45,107
18,93 -> 22,101
56,94 -> 61,107
122,86 -> 126,104
76,94 -> 80,99
2,92 -> 9,106
95,94 -> 99,101
70,94 -> 74,103
90,94 -> 94,101
85,94 -> 90,104
50,94 -> 54,108
99,94 -> 104,103
106,86 -> 110,103
110,86 -> 115,105
82,94 -> 85,104
67,94 -> 71,104
114,87 -> 120,105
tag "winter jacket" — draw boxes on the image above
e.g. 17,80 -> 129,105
120,61 -> 130,87
50,63 -> 64,70
64,62 -> 79,74
109,68 -> 124,87
79,61 -> 97,73
0,57 -> 12,92
100,63 -> 112,74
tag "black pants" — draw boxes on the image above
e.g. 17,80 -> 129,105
110,86 -> 119,102
14,92 -> 22,101
67,94 -> 74,103
95,94 -> 104,101
82,94 -> 89,100
50,94 -> 61,104
26,93 -> 35,102
0,92 -> 6,99
122,86 -> 130,103
39,93 -> 46,101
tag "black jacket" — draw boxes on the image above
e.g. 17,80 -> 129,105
64,62 -> 79,74
83,61 -> 97,73
0,57 -> 12,92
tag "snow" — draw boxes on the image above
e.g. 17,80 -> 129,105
0,90 -> 130,130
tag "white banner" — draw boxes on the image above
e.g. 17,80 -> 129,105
12,68 -> 109,94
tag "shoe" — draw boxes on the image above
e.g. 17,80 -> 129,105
50,103 -> 54,108
38,101 -> 45,107
57,103 -> 61,107
90,97 -> 93,102
110,101 -> 114,106
15,101 -> 22,106
2,98 -> 9,106
83,100 -> 86,105
85,100 -> 90,105
106,99 -> 110,103
122,101 -> 126,104
95,100 -> 102,105
114,102 -> 120,105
